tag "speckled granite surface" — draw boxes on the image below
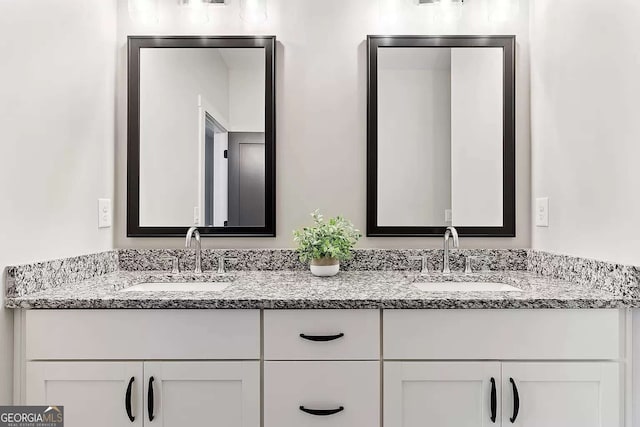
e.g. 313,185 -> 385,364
529,250 -> 640,299
4,248 -> 638,309
6,251 -> 118,298
117,248 -> 529,273
4,270 -> 627,310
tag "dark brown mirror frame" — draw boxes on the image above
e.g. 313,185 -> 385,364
366,35 -> 516,237
127,35 -> 276,237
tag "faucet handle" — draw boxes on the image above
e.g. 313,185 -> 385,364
465,255 -> 492,274
409,255 -> 429,274
168,256 -> 180,274
217,256 -> 238,274
464,256 -> 476,274
225,257 -> 239,266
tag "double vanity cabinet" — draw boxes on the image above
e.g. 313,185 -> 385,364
15,308 -> 626,427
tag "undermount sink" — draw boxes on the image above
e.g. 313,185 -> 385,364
120,282 -> 232,292
413,282 -> 522,292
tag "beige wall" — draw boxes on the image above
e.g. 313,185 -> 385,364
0,0 -> 117,403
116,0 -> 531,249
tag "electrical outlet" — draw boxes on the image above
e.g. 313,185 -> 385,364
535,197 -> 549,227
98,199 -> 112,228
445,209 -> 452,223
193,207 -> 200,225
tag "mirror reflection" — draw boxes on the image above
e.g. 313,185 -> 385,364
139,47 -> 266,228
377,46 -> 504,228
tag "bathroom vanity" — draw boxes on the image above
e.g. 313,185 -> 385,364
14,308 -> 626,427
7,252 -> 633,427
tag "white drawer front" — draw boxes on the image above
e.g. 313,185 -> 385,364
26,310 -> 260,360
384,309 -> 622,360
264,361 -> 380,427
264,310 -> 380,360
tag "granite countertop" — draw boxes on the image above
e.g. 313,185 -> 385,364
5,269 -> 630,310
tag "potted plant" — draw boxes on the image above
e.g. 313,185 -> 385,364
293,210 -> 362,277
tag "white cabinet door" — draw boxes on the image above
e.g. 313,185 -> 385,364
384,362 -> 501,427
502,362 -> 620,427
26,361 -> 143,427
143,361 -> 260,427
264,361 -> 380,427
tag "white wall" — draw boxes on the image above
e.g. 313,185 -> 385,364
529,0 -> 640,423
139,49 -> 230,226
0,0 -> 117,404
378,48 -> 452,226
225,49 -> 266,132
451,47 -> 504,227
116,0 -> 531,249
530,0 -> 640,266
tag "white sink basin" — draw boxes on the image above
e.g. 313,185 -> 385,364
413,282 -> 522,292
120,282 -> 232,292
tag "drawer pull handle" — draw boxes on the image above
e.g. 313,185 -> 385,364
299,333 -> 345,342
490,377 -> 496,423
299,406 -> 345,416
510,377 -> 519,423
125,377 -> 135,422
148,376 -> 155,422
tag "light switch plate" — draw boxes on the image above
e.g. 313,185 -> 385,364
98,199 -> 112,228
193,207 -> 200,225
535,197 -> 549,227
445,209 -> 452,223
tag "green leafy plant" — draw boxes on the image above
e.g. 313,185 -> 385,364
293,210 -> 362,263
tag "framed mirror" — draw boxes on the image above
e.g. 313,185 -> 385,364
127,36 -> 276,237
367,35 -> 516,237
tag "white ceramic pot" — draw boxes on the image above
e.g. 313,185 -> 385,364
310,258 -> 340,277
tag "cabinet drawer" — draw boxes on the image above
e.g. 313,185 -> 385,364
264,361 -> 379,427
264,310 -> 379,360
25,310 -> 260,360
384,309 -> 622,360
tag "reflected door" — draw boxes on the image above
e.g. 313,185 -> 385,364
228,132 -> 265,227
204,113 -> 228,227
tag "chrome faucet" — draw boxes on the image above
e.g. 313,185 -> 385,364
442,226 -> 459,274
185,226 -> 202,274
